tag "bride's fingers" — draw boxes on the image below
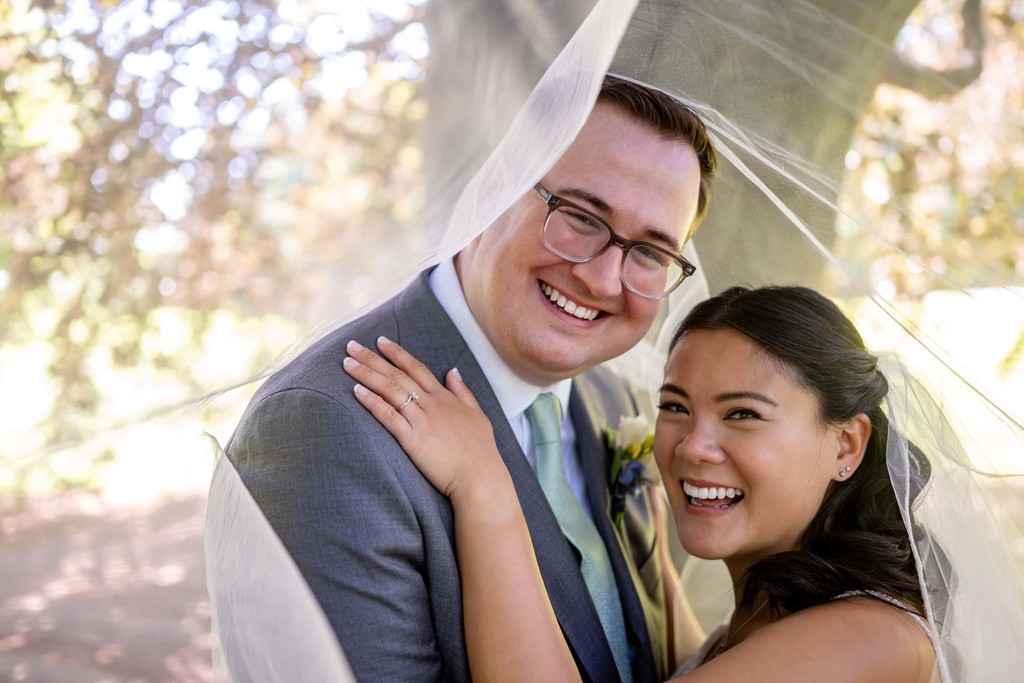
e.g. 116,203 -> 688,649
346,338 -> 440,399
343,350 -> 421,412
375,336 -> 442,391
352,383 -> 414,443
445,368 -> 483,412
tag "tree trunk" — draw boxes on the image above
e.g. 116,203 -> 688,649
421,0 -> 978,289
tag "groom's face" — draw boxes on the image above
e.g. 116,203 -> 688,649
456,102 -> 702,385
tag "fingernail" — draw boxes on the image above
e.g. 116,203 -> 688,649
377,335 -> 392,346
343,356 -> 359,369
353,384 -> 369,397
451,367 -> 461,380
347,340 -> 363,352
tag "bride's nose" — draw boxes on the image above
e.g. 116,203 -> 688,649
675,421 -> 726,465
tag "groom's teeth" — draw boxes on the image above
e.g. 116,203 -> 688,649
683,481 -> 744,500
540,283 -> 599,321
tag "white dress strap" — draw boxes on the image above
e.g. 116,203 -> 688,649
673,592 -> 948,681
831,588 -> 929,629
831,589 -> 948,682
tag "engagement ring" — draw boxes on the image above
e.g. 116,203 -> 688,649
398,391 -> 419,410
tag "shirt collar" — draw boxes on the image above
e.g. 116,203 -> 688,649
429,258 -> 572,422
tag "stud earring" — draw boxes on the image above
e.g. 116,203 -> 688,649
838,466 -> 852,479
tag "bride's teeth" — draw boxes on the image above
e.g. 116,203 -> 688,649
683,481 -> 744,500
564,301 -> 577,315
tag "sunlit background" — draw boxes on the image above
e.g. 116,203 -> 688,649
1,0 -> 1022,680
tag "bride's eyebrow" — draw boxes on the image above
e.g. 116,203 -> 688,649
658,384 -> 778,407
658,382 -> 687,397
715,391 -> 777,406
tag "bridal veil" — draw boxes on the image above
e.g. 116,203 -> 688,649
205,1 -> 1024,681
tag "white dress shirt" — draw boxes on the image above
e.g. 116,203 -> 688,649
429,258 -> 594,516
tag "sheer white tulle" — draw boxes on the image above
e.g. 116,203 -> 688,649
881,357 -> 1024,681
205,452 -> 355,683
205,1 -> 1024,681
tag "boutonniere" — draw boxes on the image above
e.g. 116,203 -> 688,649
605,415 -> 659,526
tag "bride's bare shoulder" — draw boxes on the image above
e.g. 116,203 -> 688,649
673,597 -> 935,683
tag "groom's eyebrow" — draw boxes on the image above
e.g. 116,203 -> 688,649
560,187 -> 682,253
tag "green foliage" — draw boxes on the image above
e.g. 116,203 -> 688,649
834,0 -> 1024,298
0,0 -> 429,486
2,0 -> 1022,501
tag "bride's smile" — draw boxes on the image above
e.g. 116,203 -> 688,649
682,480 -> 745,508
654,327 -> 854,571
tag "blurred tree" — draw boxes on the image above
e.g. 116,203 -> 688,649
837,0 -> 1024,298
0,0 -> 427,481
421,0 -> 1011,292
1,0 -> 1022,497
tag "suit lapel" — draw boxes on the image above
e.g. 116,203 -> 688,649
571,375 -> 656,682
478,380 -> 619,682
392,273 -> 619,682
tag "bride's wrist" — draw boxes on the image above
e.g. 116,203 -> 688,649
449,457 -> 517,512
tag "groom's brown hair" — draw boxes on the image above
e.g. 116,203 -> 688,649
598,75 -> 717,236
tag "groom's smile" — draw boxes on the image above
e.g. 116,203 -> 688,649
539,281 -> 603,321
454,102 -> 703,386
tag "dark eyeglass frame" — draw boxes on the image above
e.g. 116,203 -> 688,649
534,183 -> 697,301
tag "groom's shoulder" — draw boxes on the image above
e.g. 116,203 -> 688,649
254,275 -> 434,403
576,364 -> 657,427
253,302 -> 393,405
224,279 -> 437,456
579,364 -> 642,408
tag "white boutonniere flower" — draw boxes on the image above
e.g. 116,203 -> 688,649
604,415 -> 659,526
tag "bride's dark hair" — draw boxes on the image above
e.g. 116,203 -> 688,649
669,285 -> 932,617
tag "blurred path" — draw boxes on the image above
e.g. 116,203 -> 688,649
0,478 -> 1020,682
0,495 -> 211,682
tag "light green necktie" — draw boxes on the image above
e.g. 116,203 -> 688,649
526,393 -> 632,683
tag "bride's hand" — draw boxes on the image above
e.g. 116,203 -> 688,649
347,338 -> 580,683
343,336 -> 506,501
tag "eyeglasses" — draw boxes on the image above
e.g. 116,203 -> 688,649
534,183 -> 697,300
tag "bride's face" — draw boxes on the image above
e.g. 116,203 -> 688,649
654,328 -> 844,577
454,103 -> 701,386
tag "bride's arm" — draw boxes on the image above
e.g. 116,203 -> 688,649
648,487 -> 705,668
343,338 -> 581,683
672,597 -> 935,682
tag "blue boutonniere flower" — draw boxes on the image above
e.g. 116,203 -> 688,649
605,415 -> 658,526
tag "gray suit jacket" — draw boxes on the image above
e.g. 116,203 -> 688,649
227,271 -> 670,682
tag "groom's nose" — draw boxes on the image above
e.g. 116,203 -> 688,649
571,246 -> 624,300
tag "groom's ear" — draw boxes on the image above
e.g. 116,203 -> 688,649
833,413 -> 871,481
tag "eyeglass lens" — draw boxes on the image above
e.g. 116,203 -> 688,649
544,207 -> 684,298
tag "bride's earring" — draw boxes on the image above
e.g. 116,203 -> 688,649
838,465 -> 852,479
